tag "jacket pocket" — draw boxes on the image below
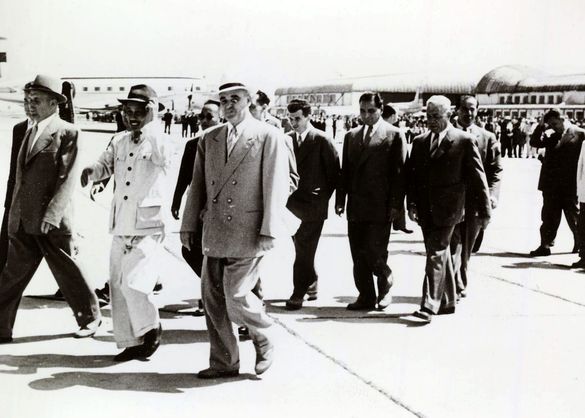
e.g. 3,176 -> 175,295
136,198 -> 163,229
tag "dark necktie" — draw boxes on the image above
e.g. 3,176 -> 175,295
132,130 -> 142,143
430,133 -> 440,157
362,125 -> 373,147
25,124 -> 39,157
293,133 -> 300,156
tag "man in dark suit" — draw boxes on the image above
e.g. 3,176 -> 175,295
407,95 -> 491,323
285,99 -> 340,310
335,92 -> 406,311
1,101 -> 32,273
172,99 -> 220,281
181,82 -> 292,378
452,95 -> 502,298
529,109 -> 585,256
0,75 -> 101,343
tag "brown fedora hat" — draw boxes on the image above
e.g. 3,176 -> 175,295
118,84 -> 165,111
24,74 -> 67,104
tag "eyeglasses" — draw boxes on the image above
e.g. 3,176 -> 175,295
198,112 -> 212,120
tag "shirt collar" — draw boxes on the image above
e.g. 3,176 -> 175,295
228,113 -> 253,137
298,125 -> 311,142
364,117 -> 383,139
34,112 -> 58,135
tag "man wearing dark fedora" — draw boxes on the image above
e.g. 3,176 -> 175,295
81,84 -> 174,361
181,82 -> 292,378
0,75 -> 101,343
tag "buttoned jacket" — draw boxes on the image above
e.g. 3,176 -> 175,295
88,125 -> 175,235
181,117 -> 291,258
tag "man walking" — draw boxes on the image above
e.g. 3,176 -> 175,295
181,82 -> 291,378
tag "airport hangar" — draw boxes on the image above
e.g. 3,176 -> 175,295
273,65 -> 585,121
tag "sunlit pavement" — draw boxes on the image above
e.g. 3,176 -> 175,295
0,115 -> 584,418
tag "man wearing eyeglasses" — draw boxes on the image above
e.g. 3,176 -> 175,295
172,100 -> 220,282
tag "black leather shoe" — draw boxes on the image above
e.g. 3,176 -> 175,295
141,324 -> 162,357
529,246 -> 551,257
347,299 -> 376,311
285,298 -> 303,310
306,282 -> 318,301
396,227 -> 413,234
571,258 -> 585,269
153,282 -> 163,293
113,346 -> 146,362
438,306 -> 455,315
94,285 -> 110,305
238,326 -> 250,341
409,310 -> 432,324
197,367 -> 239,379
0,336 -> 13,344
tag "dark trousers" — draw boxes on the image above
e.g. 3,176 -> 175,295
392,205 -> 408,231
540,191 -> 579,249
0,225 -> 100,338
0,209 -> 9,273
347,221 -> 392,304
451,216 -> 483,295
578,203 -> 585,259
291,220 -> 324,299
164,122 -> 171,134
420,222 -> 457,314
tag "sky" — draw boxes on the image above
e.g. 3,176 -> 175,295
1,0 -> 584,93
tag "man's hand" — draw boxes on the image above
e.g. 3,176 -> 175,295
80,168 -> 93,187
478,216 -> 491,229
180,231 -> 194,251
40,221 -> 56,234
335,205 -> 344,216
408,207 -> 419,223
90,182 -> 105,201
171,206 -> 180,220
258,235 -> 275,251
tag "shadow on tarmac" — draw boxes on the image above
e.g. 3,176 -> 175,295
0,354 -> 113,375
6,333 -> 75,345
502,261 -> 572,270
29,371 -> 258,392
93,329 -> 209,345
20,297 -> 69,310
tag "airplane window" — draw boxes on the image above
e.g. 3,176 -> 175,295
95,87 -> 101,92
107,87 -> 112,91
120,87 -> 125,91
83,87 -> 88,92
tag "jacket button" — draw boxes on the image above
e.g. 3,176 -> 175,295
227,215 -> 232,221
127,167 -> 132,171
129,153 -> 134,157
227,198 -> 232,203
126,181 -> 130,186
211,180 -> 215,185
123,196 -> 128,200
232,180 -> 237,185
212,198 -> 217,203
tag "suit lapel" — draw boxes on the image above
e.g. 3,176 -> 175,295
356,124 -> 383,169
296,129 -> 315,165
26,118 -> 58,164
214,122 -> 256,198
430,129 -> 453,160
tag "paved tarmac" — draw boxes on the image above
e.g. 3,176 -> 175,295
0,115 -> 584,418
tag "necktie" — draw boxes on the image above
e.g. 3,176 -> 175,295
362,125 -> 373,147
26,124 -> 39,156
430,133 -> 440,157
293,133 -> 301,156
227,126 -> 238,157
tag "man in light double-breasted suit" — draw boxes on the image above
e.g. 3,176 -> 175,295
335,92 -> 406,311
0,75 -> 101,343
181,82 -> 292,378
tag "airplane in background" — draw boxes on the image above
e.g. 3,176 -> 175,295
388,88 -> 424,115
0,75 -> 217,114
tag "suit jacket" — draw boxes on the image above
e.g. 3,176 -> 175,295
9,116 -> 80,235
335,120 -> 406,222
181,117 -> 292,258
406,126 -> 491,227
286,127 -> 340,222
530,123 -> 585,195
4,120 -> 28,210
87,125 -> 175,235
455,122 -> 503,207
172,136 -> 199,212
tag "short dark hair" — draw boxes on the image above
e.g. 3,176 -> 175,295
256,90 -> 270,106
204,99 -> 220,107
543,108 -> 563,123
457,94 -> 478,109
359,91 -> 383,109
382,104 -> 396,119
287,99 -> 311,117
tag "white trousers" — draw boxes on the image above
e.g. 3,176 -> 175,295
110,235 -> 162,348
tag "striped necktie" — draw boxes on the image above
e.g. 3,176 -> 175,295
26,124 -> 39,156
227,126 -> 238,157
362,125 -> 373,147
430,133 -> 440,157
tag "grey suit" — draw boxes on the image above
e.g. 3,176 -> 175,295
0,115 -> 100,339
181,116 -> 291,371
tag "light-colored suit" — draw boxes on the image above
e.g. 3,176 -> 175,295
87,124 -> 175,348
0,115 -> 100,339
181,115 -> 291,371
